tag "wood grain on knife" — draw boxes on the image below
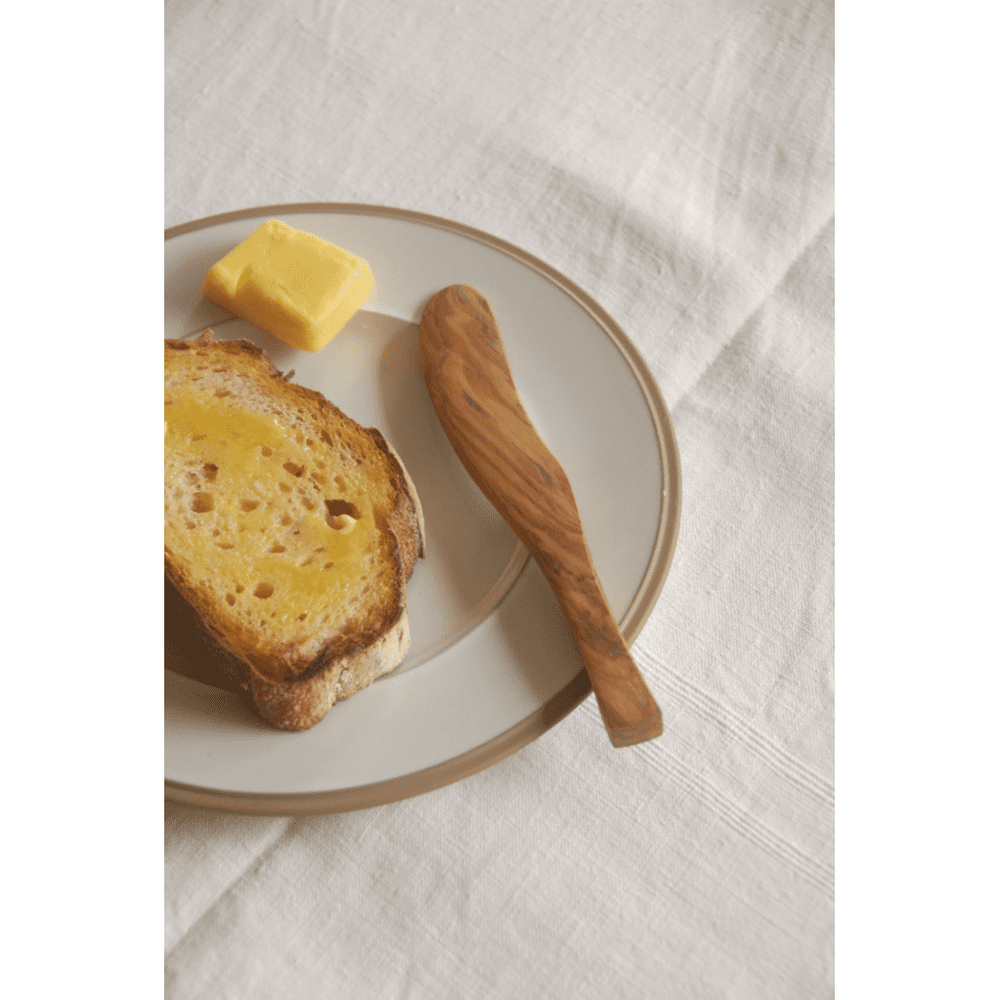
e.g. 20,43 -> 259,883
419,284 -> 663,747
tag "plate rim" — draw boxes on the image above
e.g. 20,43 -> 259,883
164,201 -> 682,814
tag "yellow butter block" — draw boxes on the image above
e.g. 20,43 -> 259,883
202,219 -> 374,352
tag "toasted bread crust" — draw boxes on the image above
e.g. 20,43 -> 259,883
164,331 -> 424,730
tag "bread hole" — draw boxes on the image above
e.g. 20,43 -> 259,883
280,515 -> 293,526
225,593 -> 236,606
283,461 -> 304,477
320,431 -> 333,446
325,498 -> 361,520
268,544 -> 285,554
306,438 -> 314,447
297,613 -> 307,621
240,499 -> 260,512
301,497 -> 317,511
191,492 -> 214,513
334,475 -> 347,491
253,582 -> 275,599
185,520 -> 195,529
214,388 -> 232,398
323,562 -> 334,570
278,482 -> 292,493
310,472 -> 328,486
261,446 -> 273,457
215,542 -> 234,550
202,463 -> 218,482
235,584 -> 245,593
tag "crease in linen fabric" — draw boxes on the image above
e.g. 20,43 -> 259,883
165,809 -> 292,953
166,0 -> 834,995
651,211 -> 834,415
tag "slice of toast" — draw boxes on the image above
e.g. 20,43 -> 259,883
164,331 -> 424,731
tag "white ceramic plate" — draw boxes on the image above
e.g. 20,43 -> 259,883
165,204 -> 681,814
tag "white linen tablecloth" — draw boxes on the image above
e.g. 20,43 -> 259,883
165,0 -> 834,995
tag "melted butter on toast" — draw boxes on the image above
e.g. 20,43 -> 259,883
165,392 -> 379,627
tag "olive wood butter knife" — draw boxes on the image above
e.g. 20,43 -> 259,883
419,284 -> 663,748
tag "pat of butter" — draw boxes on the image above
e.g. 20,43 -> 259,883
202,219 -> 373,352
